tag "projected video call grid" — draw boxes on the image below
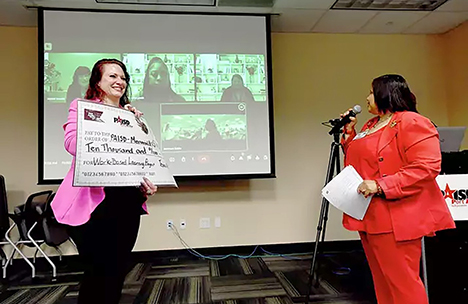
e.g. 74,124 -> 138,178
44,52 -> 267,105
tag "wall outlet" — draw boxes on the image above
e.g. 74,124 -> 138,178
180,219 -> 186,230
199,217 -> 210,229
215,216 -> 221,228
166,220 -> 173,230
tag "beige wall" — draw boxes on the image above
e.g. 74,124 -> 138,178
443,21 -> 468,149
0,23 -> 463,256
0,27 -> 54,202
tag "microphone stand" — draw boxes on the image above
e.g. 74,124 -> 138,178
304,119 -> 344,304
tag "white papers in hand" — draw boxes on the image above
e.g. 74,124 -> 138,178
321,165 -> 371,220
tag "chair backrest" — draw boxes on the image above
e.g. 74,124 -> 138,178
15,190 -> 53,242
42,192 -> 56,217
0,175 -> 10,238
27,190 -> 53,213
41,193 -> 70,247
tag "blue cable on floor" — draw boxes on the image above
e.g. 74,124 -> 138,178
169,224 -> 355,272
170,225 -> 316,260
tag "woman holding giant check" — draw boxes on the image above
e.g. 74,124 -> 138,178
52,58 -> 158,304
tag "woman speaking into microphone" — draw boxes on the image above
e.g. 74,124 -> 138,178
340,74 -> 455,304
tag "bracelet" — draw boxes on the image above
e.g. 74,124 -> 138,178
374,180 -> 383,196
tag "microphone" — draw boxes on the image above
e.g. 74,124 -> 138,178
328,105 -> 362,135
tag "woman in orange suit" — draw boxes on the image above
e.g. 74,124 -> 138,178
340,74 -> 455,304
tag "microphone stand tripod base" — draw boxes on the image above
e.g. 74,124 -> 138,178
304,130 -> 343,304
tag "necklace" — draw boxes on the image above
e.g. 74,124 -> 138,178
354,113 -> 393,141
371,113 -> 393,130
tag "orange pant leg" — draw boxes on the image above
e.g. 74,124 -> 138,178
359,232 -> 428,304
360,232 -> 393,304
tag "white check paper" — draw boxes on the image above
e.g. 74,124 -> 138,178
321,165 -> 371,220
73,99 -> 177,187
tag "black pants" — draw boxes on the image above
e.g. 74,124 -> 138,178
68,187 -> 145,304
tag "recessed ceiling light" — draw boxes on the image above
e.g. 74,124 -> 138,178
331,0 -> 448,11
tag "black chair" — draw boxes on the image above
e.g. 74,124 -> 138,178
35,193 -> 71,261
0,175 -> 46,278
3,190 -> 54,278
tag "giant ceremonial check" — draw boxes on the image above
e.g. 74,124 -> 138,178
73,99 -> 177,187
436,174 -> 468,221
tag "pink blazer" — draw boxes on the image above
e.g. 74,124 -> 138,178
51,99 -> 148,226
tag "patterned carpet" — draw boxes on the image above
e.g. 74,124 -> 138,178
0,252 -> 376,304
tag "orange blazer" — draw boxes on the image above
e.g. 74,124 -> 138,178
342,111 -> 455,241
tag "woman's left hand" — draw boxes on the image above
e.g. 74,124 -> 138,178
124,104 -> 143,119
140,177 -> 158,196
357,180 -> 378,198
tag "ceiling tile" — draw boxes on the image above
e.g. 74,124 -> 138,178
312,10 -> 378,33
1,0 -> 466,33
98,0 -> 215,4
270,14 -> 282,32
404,11 -> 468,33
0,1 -> 36,27
273,9 -> 326,32
436,0 -> 468,12
273,0 -> 335,9
216,6 -> 273,13
359,11 -> 429,34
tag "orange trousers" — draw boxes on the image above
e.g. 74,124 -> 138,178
359,232 -> 429,304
